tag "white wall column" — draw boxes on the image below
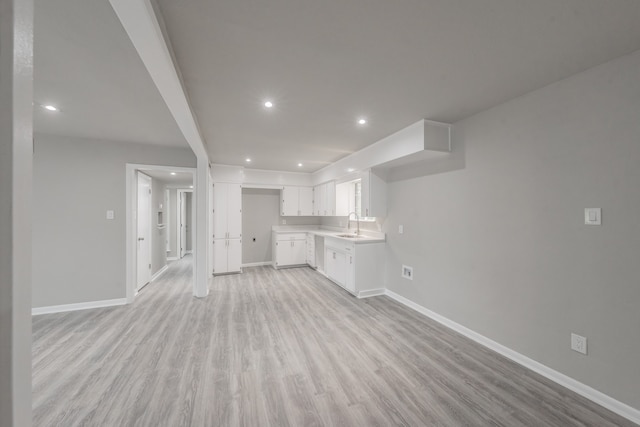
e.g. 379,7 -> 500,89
0,0 -> 34,425
194,157 -> 210,297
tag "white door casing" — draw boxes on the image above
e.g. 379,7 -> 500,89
136,172 -> 152,290
179,190 -> 188,258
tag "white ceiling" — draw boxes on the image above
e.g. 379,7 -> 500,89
34,0 -> 188,147
34,0 -> 640,172
141,169 -> 193,186
156,0 -> 640,172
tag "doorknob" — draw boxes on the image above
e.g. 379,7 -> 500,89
138,237 -> 144,241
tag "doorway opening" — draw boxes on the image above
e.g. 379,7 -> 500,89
177,189 -> 194,260
126,164 -> 195,303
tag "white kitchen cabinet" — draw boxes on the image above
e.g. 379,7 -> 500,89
361,169 -> 386,218
272,232 -> 307,268
313,181 -> 336,216
324,237 -> 385,297
213,182 -> 242,239
325,247 -> 347,287
213,238 -> 241,274
281,186 -> 313,216
213,182 -> 242,275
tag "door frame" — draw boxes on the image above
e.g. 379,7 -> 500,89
126,163 -> 196,303
136,171 -> 153,291
177,188 -> 194,259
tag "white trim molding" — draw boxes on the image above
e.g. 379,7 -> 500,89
384,290 -> 640,425
151,265 -> 169,282
32,298 -> 127,316
241,261 -> 272,268
167,256 -> 179,261
357,289 -> 386,299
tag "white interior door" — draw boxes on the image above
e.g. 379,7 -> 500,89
180,191 -> 187,258
136,172 -> 152,291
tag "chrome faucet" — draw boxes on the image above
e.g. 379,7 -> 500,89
347,212 -> 360,236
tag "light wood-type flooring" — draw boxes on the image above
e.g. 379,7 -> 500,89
33,256 -> 636,426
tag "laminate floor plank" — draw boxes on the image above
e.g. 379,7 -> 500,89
33,258 -> 637,426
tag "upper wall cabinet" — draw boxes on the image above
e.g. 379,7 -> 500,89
213,182 -> 242,239
281,186 -> 313,216
335,169 -> 386,218
361,169 -> 386,218
313,181 -> 336,216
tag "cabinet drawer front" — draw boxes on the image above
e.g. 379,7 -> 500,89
276,233 -> 307,241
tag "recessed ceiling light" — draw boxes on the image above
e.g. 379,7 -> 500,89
298,163 -> 303,167
245,158 -> 251,163
264,101 -> 273,108
347,168 -> 355,172
358,118 -> 367,125
189,185 -> 194,189
170,172 -> 177,176
43,105 -> 58,112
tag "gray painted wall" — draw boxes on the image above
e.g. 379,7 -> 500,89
384,50 -> 640,409
242,188 -> 321,264
32,134 -> 196,307
150,177 -> 167,275
242,188 -> 280,264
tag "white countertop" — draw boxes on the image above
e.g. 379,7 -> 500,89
271,225 -> 385,244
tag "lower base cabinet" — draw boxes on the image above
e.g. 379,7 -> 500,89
213,238 -> 241,275
324,237 -> 384,297
273,232 -> 307,268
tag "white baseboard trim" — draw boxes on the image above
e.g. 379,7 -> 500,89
151,265 -> 169,282
185,250 -> 193,255
357,288 -> 386,299
167,256 -> 178,261
32,298 -> 128,316
384,289 -> 640,425
241,261 -> 272,267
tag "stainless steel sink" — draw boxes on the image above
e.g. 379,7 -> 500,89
336,234 -> 359,238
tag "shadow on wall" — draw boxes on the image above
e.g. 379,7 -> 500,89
387,127 -> 467,182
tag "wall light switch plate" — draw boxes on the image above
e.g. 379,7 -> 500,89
571,333 -> 587,355
584,208 -> 601,225
399,225 -> 404,234
401,265 -> 413,280
106,210 -> 115,220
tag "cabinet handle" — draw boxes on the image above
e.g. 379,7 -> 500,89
350,256 -> 352,264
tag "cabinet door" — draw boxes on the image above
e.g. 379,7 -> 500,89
325,181 -> 336,216
345,253 -> 356,292
213,183 -> 228,239
361,170 -> 386,217
227,239 -> 242,273
292,240 -> 307,265
326,248 -> 346,287
275,240 -> 290,267
213,238 -> 228,274
281,186 -> 299,216
227,184 -> 242,238
298,187 -> 314,216
315,184 -> 326,216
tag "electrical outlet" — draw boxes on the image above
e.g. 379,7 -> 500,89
401,265 -> 413,280
282,219 -> 286,225
571,333 -> 587,355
